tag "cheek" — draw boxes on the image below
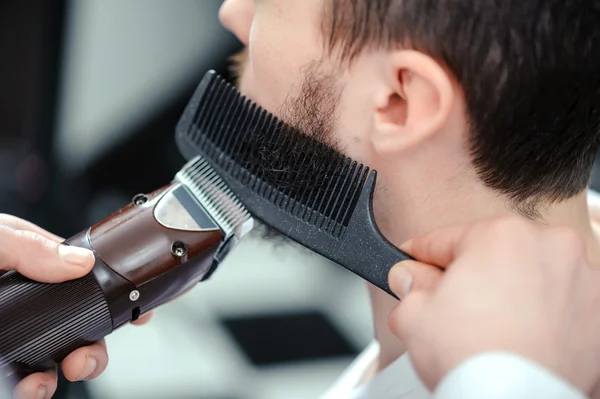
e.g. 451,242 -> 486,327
242,5 -> 323,118
242,23 -> 298,116
335,89 -> 379,165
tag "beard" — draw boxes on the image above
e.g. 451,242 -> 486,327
229,49 -> 342,147
227,49 -> 345,244
278,66 -> 342,150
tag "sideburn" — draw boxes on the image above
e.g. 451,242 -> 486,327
279,62 -> 344,150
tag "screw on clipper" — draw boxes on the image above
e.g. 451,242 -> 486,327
129,290 -> 140,301
132,194 -> 148,206
171,241 -> 188,258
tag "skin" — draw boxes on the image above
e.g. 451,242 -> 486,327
10,1 -> 600,397
1,214 -> 152,399
219,0 -> 600,384
387,215 -> 600,395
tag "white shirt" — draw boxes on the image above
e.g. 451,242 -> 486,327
320,342 -> 429,399
320,342 -> 587,399
0,350 -> 587,399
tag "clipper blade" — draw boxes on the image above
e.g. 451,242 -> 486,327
175,70 -> 413,298
176,156 -> 253,238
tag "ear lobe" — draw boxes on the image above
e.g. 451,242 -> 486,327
372,51 -> 455,156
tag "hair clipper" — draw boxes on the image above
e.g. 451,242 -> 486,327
0,157 -> 253,380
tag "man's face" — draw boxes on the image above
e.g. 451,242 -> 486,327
218,0 -> 471,242
219,0 -> 381,167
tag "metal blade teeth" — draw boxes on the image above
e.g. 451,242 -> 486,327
175,156 -> 251,237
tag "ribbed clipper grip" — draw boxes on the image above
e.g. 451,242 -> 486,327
0,269 -> 113,375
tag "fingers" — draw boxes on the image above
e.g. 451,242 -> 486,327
0,214 -> 63,243
400,223 -> 471,269
13,368 -> 57,399
389,261 -> 443,299
131,311 -> 154,326
388,261 -> 440,346
388,291 -> 429,342
0,225 -> 94,283
61,339 -> 108,382
130,284 -> 195,326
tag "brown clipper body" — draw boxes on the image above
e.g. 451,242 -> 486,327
0,157 -> 252,381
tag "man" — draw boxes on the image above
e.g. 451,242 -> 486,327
217,0 -> 600,397
7,0 -> 600,397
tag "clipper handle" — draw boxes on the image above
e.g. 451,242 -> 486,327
0,254 -> 114,377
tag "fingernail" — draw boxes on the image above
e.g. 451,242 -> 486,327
393,267 -> 413,298
77,356 -> 97,380
58,245 -> 94,267
37,386 -> 47,399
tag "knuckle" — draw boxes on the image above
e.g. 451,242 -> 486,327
0,213 -> 15,227
409,235 -> 427,258
387,307 -> 401,336
391,293 -> 426,339
15,230 -> 55,251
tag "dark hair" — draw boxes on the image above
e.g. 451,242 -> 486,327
323,0 -> 600,216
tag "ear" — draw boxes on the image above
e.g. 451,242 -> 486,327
371,50 -> 455,155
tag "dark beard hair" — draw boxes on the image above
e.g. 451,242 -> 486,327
228,49 -> 248,89
264,64 -> 343,244
278,61 -> 343,149
228,50 -> 342,147
227,53 -> 345,246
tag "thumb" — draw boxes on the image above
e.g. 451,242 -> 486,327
389,260 -> 443,300
0,225 -> 94,283
388,290 -> 430,342
388,261 -> 441,341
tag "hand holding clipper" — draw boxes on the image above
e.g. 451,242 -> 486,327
0,215 -> 121,398
0,157 -> 253,382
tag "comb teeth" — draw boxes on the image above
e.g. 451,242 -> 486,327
175,157 -> 251,237
175,71 -> 412,298
178,72 -> 370,239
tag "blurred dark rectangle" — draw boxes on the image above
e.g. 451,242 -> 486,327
0,0 -> 63,147
0,1 -> 38,143
222,311 -> 358,367
0,0 -> 66,229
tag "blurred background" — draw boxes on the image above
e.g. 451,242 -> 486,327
0,1 -> 375,398
3,1 -> 600,399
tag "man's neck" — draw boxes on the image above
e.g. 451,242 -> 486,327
367,176 -> 600,375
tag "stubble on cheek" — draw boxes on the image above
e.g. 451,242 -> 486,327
224,51 -> 351,245
278,61 -> 344,149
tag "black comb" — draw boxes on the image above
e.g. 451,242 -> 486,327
176,70 -> 414,298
